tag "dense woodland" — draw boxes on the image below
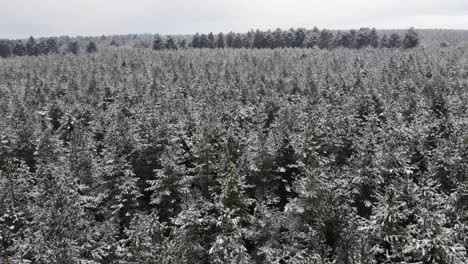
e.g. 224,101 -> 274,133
1,27 -> 420,59
1,28 -> 468,263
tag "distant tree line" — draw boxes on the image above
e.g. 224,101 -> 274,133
154,27 -> 420,50
0,36 -> 98,58
0,27 -> 420,58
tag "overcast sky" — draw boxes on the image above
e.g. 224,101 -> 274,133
2,0 -> 468,39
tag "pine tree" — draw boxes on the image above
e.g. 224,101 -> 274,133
208,32 -> 216,49
318,29 -> 334,49
86,41 -> 98,53
403,27 -> 420,49
209,163 -> 253,264
388,33 -> 402,48
12,41 -> 26,56
178,39 -> 188,49
46,38 -> 59,54
165,36 -> 178,50
283,29 -> 296,47
0,159 -> 33,263
225,32 -> 235,48
380,34 -> 389,48
153,34 -> 164,50
272,28 -> 284,48
191,33 -> 201,48
356,28 -> 371,48
120,213 -> 175,263
253,30 -> 266,49
67,41 -> 79,55
18,129 -> 98,263
199,34 -> 209,48
0,40 -> 12,58
294,28 -> 307,47
369,28 -> 379,48
25,36 -> 38,56
304,30 -> 320,48
216,32 -> 225,48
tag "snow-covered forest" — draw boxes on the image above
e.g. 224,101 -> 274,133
1,28 -> 468,263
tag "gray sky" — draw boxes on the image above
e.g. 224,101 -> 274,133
2,0 -> 468,38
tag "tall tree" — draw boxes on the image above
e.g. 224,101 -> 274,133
369,28 -> 379,48
165,36 -> 178,50
318,29 -> 334,49
153,34 -> 164,50
46,38 -> 59,54
86,41 -> 98,53
356,28 -> 371,49
304,30 -> 320,48
208,32 -> 216,49
67,41 -> 80,55
0,40 -> 12,58
216,32 -> 225,48
388,33 -> 402,48
294,28 -> 307,48
12,41 -> 26,56
403,27 -> 419,49
25,36 -> 38,56
191,33 -> 201,48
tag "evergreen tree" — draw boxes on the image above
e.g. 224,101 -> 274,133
67,41 -> 80,55
45,38 -> 59,54
283,29 -> 296,47
86,41 -> 98,53
356,28 -> 371,48
380,34 -> 389,48
153,34 -> 164,50
388,33 -> 402,48
178,39 -> 188,49
294,28 -> 307,48
216,32 -> 225,48
369,28 -> 379,48
304,30 -> 320,48
25,36 -> 38,56
318,29 -> 334,49
165,36 -> 178,50
12,41 -> 26,56
232,34 -> 243,48
335,31 -> 353,48
225,32 -> 235,48
0,40 -> 12,58
243,31 -> 254,48
208,32 -> 216,49
272,28 -> 284,48
191,33 -> 201,48
199,34 -> 209,48
403,27 -> 420,49
253,29 -> 266,49
209,163 -> 253,264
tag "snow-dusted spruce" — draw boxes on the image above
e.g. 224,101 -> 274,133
1,33 -> 468,263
